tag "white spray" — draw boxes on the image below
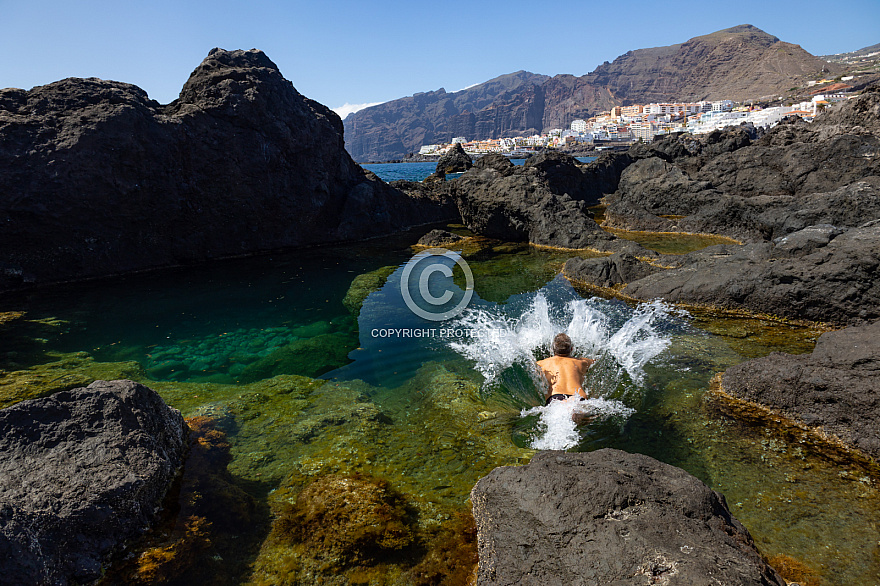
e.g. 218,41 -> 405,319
448,284 -> 676,450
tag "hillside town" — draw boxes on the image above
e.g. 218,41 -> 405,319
418,81 -> 854,156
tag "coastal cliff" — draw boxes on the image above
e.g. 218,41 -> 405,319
0,48 -> 455,291
344,25 -> 839,162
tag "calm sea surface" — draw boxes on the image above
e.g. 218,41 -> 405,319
363,157 -> 597,182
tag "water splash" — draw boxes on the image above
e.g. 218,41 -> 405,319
448,280 -> 678,449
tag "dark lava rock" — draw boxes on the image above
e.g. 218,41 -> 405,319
0,48 -> 454,291
417,229 -> 463,247
473,152 -> 516,174
720,320 -> 880,462
439,152 -> 615,249
0,380 -> 187,585
435,142 -> 473,175
603,89 -> 880,242
620,222 -> 880,327
522,151 -> 597,203
471,449 -> 784,586
606,178 -> 880,243
564,252 -> 663,289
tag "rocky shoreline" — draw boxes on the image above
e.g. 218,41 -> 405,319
2,47 -> 880,585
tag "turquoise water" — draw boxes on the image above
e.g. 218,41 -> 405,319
1,227 -> 877,584
363,157 -> 596,182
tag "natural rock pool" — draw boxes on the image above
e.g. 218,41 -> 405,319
1,226 -> 877,584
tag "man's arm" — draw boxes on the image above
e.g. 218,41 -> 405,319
578,358 -> 595,380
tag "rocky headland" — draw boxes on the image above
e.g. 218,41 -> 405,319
471,449 -> 785,585
0,380 -> 187,585
0,48 -> 456,291
434,142 -> 472,176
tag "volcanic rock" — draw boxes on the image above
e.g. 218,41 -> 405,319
719,320 -> 880,462
470,449 -> 785,585
0,380 -> 187,585
603,89 -> 880,242
564,252 -> 663,289
0,48 -> 455,291
439,152 -> 615,249
435,142 -> 472,176
618,222 -> 880,326
417,229 -> 464,247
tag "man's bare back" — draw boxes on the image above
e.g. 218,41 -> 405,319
537,355 -> 595,401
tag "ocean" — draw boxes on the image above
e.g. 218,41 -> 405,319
362,157 -> 597,182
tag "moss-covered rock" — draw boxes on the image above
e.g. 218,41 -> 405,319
0,352 -> 147,409
238,332 -> 357,382
342,265 -> 398,318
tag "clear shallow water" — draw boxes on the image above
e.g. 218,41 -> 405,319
0,227 -> 877,584
363,157 -> 596,182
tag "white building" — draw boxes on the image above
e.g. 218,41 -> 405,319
419,144 -> 440,155
711,100 -> 734,112
451,137 -> 467,144
570,119 -> 588,133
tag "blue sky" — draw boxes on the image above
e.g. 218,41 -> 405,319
1,0 -> 878,118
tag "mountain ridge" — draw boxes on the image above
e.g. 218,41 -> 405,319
344,24 -> 842,162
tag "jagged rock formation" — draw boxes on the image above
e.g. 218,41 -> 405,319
719,319 -> 880,462
0,48 -> 456,291
435,142 -> 472,175
344,25 -> 839,161
602,87 -> 880,243
397,152 -> 617,249
0,380 -> 187,585
471,449 -> 785,585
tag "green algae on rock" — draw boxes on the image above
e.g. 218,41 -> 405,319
255,474 -> 414,573
0,352 -> 148,409
342,265 -> 398,318
238,331 -> 358,382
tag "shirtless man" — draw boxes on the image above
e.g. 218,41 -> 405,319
537,333 -> 595,405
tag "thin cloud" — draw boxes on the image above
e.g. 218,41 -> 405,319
455,82 -> 481,92
332,101 -> 384,119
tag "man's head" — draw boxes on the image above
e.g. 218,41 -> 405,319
553,333 -> 572,357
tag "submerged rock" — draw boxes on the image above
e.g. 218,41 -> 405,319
0,380 -> 187,585
0,48 -> 455,291
238,331 -> 358,382
342,265 -> 398,318
719,319 -> 880,463
265,474 -> 414,567
471,449 -> 785,585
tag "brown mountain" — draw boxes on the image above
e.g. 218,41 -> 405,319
343,71 -> 549,162
344,25 -> 840,162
